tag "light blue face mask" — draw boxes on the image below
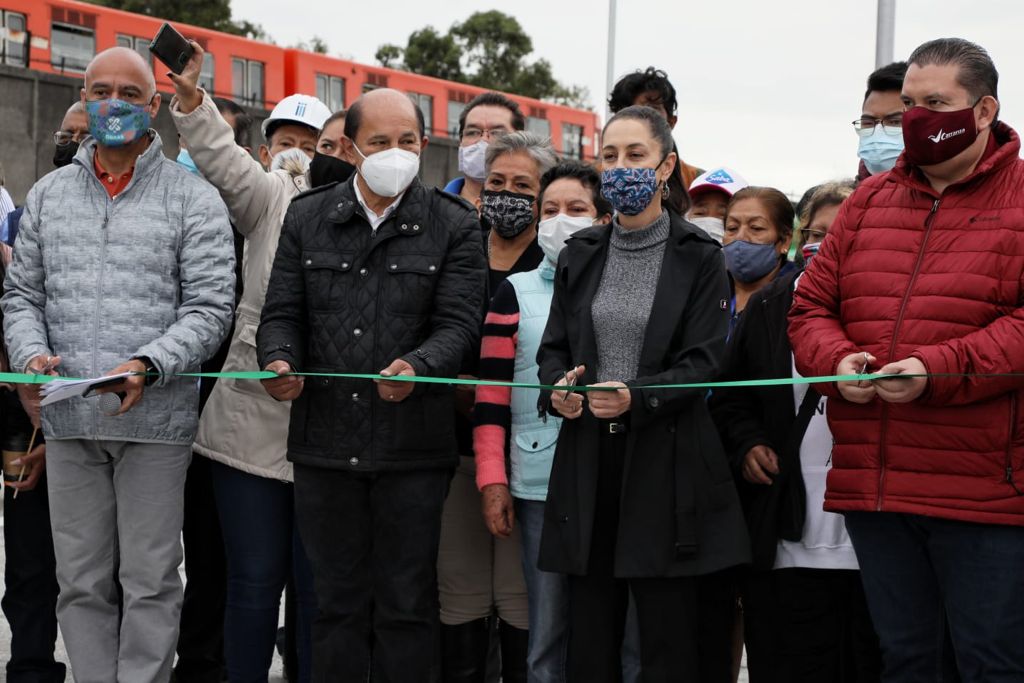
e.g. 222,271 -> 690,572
176,149 -> 200,176
858,127 -> 904,175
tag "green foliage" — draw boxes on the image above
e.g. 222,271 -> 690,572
375,44 -> 404,69
376,10 -> 590,108
293,36 -> 329,54
403,28 -> 463,81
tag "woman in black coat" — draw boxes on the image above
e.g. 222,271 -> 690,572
710,181 -> 880,683
536,105 -> 749,683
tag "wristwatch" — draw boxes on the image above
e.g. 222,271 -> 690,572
134,356 -> 158,386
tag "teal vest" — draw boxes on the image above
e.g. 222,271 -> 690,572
505,261 -> 562,501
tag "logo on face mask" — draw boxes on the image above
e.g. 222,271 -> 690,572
85,98 -> 151,148
928,128 -> 966,143
704,169 -> 735,185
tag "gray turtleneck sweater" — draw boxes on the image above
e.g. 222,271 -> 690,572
591,210 -> 671,382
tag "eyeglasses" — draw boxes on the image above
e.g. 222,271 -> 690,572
852,116 -> 903,137
800,228 -> 828,242
53,131 -> 86,145
462,127 -> 511,143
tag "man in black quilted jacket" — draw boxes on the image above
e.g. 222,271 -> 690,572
257,88 -> 487,682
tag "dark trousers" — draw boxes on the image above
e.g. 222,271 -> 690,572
2,476 -> 65,683
175,453 -> 226,683
845,511 -> 1024,682
743,568 -> 880,683
211,461 -> 316,683
294,463 -> 452,683
566,430 -> 735,683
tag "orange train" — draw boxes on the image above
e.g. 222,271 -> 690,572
0,0 -> 599,159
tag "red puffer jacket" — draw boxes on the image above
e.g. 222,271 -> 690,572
789,122 -> 1024,526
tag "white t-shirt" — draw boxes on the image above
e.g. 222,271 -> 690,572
773,357 -> 860,571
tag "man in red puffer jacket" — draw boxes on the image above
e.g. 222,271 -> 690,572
790,37 -> 1024,682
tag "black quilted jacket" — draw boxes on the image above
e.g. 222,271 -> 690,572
256,177 -> 487,471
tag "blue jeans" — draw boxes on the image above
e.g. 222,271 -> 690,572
211,461 -> 316,683
845,511 -> 1024,682
515,498 -> 568,683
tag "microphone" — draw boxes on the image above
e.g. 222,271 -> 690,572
98,392 -> 126,415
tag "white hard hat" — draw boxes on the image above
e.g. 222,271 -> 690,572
262,94 -> 332,138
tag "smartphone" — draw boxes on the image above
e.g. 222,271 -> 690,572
149,22 -> 194,75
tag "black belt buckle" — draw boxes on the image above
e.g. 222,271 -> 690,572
606,421 -> 627,435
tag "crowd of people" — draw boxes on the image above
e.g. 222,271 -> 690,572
0,32 -> 1022,683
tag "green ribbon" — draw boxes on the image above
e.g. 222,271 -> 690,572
0,370 -> 965,392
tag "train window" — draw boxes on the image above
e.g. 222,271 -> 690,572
1,11 -> 27,67
526,116 -> 551,139
408,93 -> 433,136
199,52 -> 215,95
51,23 -> 95,73
446,100 -> 464,138
116,35 -> 152,67
232,57 -> 265,107
249,61 -> 264,106
316,74 -> 345,112
561,123 -> 583,160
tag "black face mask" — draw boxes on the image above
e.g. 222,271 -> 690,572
53,140 -> 79,168
309,151 -> 356,188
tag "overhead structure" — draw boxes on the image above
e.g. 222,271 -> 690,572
876,0 -> 896,67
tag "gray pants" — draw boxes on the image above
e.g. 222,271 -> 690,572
46,439 -> 190,683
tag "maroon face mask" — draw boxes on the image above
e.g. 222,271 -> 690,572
901,105 -> 979,166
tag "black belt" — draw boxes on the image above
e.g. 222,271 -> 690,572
604,421 -> 628,435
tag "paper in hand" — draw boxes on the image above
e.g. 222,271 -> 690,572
40,372 -> 134,406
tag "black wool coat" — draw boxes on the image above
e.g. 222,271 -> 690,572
536,213 -> 750,578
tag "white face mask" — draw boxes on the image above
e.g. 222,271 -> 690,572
355,145 -> 421,198
458,139 -> 488,182
269,147 -> 311,173
537,214 -> 593,263
687,215 -> 725,245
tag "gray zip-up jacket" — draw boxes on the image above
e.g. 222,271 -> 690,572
1,133 -> 235,445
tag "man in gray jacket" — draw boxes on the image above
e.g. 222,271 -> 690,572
1,47 -> 235,682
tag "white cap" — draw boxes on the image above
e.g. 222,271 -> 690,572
261,94 -> 332,138
688,167 -> 749,200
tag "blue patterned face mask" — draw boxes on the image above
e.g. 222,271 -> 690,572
86,98 -> 152,148
600,166 -> 660,216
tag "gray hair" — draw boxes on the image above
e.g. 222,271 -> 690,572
484,131 -> 557,177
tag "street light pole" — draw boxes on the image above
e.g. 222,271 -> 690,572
876,0 -> 896,67
606,0 -> 617,119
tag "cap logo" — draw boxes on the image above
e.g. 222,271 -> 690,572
705,169 -> 734,185
295,102 -> 307,117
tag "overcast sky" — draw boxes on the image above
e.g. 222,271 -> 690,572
231,0 -> 1024,196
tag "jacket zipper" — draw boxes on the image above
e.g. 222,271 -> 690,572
1006,394 -> 1022,494
91,196 -> 112,437
876,197 -> 941,510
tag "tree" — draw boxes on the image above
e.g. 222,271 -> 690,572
375,11 -> 590,109
82,0 -> 269,40
403,28 -> 463,82
375,44 -> 404,69
293,36 -> 329,54
452,11 -> 532,93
